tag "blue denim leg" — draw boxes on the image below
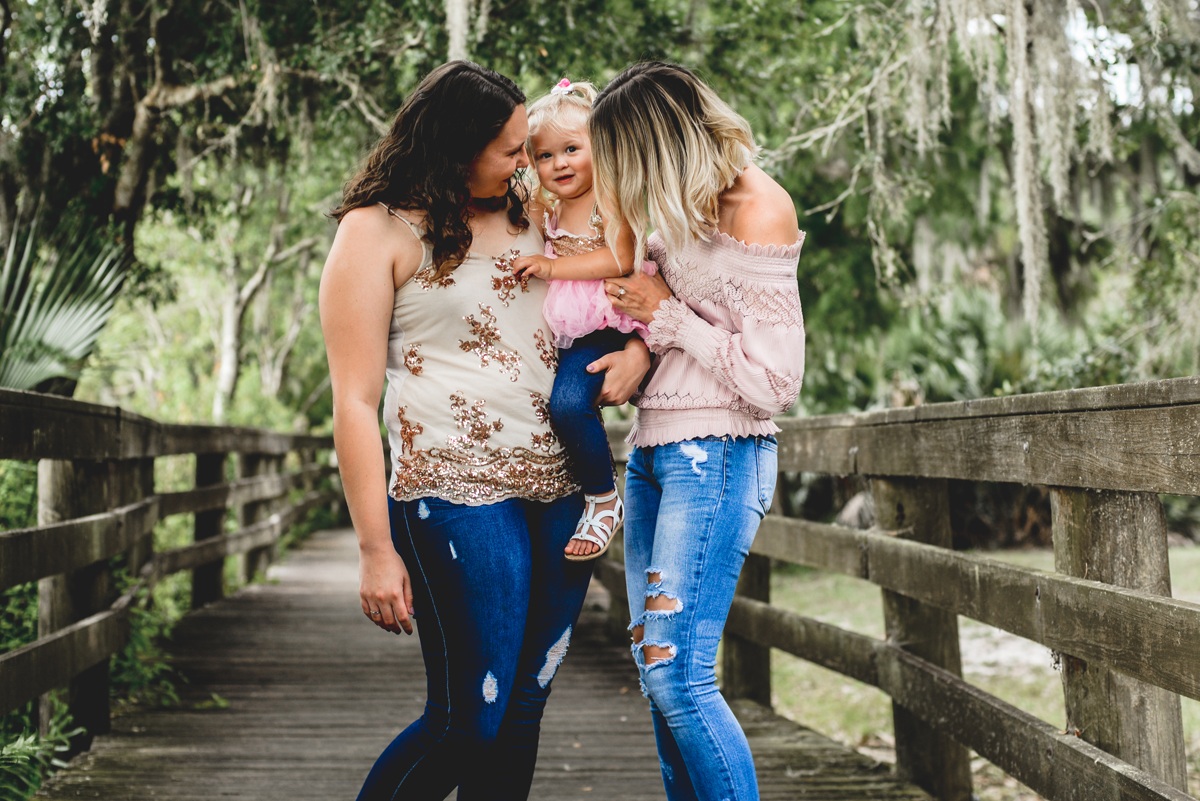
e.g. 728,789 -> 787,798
549,329 -> 631,494
355,492 -> 589,801
623,436 -> 778,801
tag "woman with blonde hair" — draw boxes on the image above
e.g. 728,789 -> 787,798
591,61 -> 806,800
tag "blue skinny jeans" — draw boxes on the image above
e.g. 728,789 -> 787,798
623,435 -> 778,801
550,328 -> 632,495
356,493 -> 592,801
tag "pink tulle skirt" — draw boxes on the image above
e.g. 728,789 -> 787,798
541,239 -> 656,349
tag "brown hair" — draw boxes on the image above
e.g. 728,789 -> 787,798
332,61 -> 529,278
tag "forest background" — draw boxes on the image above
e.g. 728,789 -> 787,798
1,0 -> 1199,795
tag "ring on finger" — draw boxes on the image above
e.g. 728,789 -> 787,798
369,610 -> 382,618
617,287 -> 627,296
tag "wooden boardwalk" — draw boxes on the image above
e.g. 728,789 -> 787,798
37,528 -> 929,801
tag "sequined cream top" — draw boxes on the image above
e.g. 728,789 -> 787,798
381,206 -> 578,505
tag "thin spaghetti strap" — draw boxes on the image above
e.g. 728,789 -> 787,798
378,202 -> 425,245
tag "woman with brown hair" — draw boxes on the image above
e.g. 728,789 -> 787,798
319,60 -> 650,800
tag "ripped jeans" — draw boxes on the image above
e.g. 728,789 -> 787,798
624,435 -> 777,801
356,493 -> 592,801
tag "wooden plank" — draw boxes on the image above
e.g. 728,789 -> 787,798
771,405 -> 1200,493
727,596 -> 879,687
727,597 -> 1196,801
153,491 -> 336,579
751,515 -> 1200,702
192,453 -> 228,609
874,646 -> 1196,801
722,553 -> 772,706
158,465 -> 334,517
0,606 -> 127,718
1,497 -> 159,591
872,477 -> 971,801
782,375 -> 1200,427
1050,489 -> 1188,790
0,387 -> 331,460
754,516 -> 869,578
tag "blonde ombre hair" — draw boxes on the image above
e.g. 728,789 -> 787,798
525,79 -> 599,205
588,62 -> 756,265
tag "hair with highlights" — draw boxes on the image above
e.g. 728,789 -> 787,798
525,80 -> 599,204
332,61 -> 529,280
588,62 -> 756,264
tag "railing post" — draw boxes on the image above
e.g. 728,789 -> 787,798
192,452 -> 228,608
1049,488 -> 1189,792
721,552 -> 771,706
238,452 -> 281,582
871,476 -> 972,801
36,459 -> 115,750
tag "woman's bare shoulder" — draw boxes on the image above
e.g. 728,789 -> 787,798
329,204 -> 426,286
722,166 -> 800,248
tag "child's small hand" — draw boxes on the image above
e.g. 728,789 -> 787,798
513,254 -> 554,281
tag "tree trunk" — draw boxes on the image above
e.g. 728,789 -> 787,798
446,0 -> 470,61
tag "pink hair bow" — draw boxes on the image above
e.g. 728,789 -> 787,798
550,78 -> 573,96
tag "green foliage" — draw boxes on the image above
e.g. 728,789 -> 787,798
0,695 -> 83,801
0,218 -> 129,390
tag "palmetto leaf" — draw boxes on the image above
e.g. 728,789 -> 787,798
0,217 -> 129,390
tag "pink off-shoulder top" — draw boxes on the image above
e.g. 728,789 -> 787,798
629,230 -> 807,448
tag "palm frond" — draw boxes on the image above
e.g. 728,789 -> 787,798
0,217 -> 130,391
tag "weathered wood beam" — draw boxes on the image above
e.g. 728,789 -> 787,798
0,465 -> 336,592
726,596 -> 1195,801
1,498 -> 159,591
873,477 -> 972,801
0,388 -> 331,460
747,515 -> 1200,703
606,376 -> 1200,494
158,463 -> 334,516
153,490 -> 336,580
1051,489 -> 1188,791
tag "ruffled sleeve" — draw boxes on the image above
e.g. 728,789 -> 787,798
644,234 -> 806,416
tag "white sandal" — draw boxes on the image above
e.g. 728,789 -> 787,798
565,488 -> 623,562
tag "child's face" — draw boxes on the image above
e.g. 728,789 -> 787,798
530,124 -> 593,201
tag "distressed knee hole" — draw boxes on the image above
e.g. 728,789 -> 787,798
630,623 -> 644,643
482,671 -> 498,704
637,641 -> 677,669
537,627 -> 571,688
448,540 -> 458,560
418,500 -> 430,519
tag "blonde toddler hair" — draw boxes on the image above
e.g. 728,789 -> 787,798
588,62 -> 757,265
525,79 -> 599,204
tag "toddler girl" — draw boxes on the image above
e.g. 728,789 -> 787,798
513,78 -> 654,562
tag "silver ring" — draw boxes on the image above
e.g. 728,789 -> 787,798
617,287 -> 627,296
369,611 -> 382,617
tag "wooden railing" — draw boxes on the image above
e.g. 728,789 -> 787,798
0,388 -> 341,749
599,376 -> 1200,801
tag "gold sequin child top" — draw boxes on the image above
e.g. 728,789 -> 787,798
381,206 -> 578,505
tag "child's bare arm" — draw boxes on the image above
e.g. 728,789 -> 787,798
514,247 -> 622,281
513,218 -> 639,281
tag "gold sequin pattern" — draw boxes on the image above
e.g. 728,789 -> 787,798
397,405 -> 424,456
404,343 -> 424,376
459,303 -> 522,381
545,205 -> 606,257
534,329 -> 558,372
414,266 -> 457,291
448,392 -> 504,449
528,392 -> 558,452
491,249 -> 530,307
390,446 -> 577,504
